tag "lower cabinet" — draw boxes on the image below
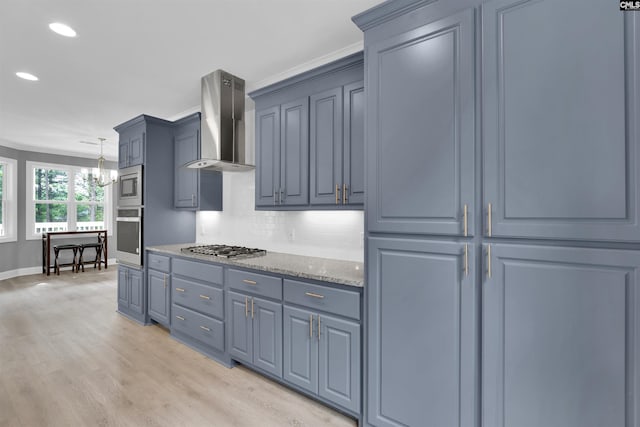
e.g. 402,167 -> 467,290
228,290 -> 283,378
483,244 -> 640,427
283,306 -> 360,413
117,264 -> 145,322
366,237 -> 476,427
148,269 -> 170,326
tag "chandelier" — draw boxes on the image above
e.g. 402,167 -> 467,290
94,138 -> 117,187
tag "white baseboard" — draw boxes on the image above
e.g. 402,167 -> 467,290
0,258 -> 118,282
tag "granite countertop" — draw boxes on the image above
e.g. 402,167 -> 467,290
146,244 -> 364,287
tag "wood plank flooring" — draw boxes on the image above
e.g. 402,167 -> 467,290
0,269 -> 357,427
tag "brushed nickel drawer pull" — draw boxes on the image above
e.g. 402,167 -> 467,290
243,279 -> 257,285
199,325 -> 210,332
176,288 -> 185,292
309,314 -> 313,338
175,315 -> 185,321
305,292 -> 325,299
245,296 -> 248,318
199,294 -> 211,300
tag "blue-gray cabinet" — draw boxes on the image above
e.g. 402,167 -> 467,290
366,237 -> 476,427
228,290 -> 283,378
482,0 -> 640,242
173,113 -> 222,211
310,82 -> 365,207
255,98 -> 309,207
118,124 -> 144,169
483,244 -> 640,427
250,52 -> 364,211
363,8 -> 475,236
310,87 -> 342,205
283,305 -> 318,394
148,268 -> 170,326
117,264 -> 144,321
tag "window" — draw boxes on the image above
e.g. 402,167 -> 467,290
26,161 -> 114,239
0,156 -> 17,243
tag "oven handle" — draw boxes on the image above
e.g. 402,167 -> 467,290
116,217 -> 141,222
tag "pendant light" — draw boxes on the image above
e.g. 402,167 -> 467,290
94,138 -> 117,187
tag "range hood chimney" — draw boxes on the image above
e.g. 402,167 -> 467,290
185,70 -> 254,171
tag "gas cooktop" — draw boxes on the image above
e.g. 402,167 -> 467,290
181,244 -> 266,259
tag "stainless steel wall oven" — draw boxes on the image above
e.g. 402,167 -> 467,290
116,207 -> 142,266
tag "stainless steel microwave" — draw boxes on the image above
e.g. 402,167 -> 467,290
118,165 -> 143,207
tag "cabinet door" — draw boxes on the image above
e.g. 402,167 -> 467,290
280,97 -> 309,206
118,140 -> 129,169
117,266 -> 129,307
128,268 -> 144,315
310,87 -> 343,206
366,9 -> 475,236
318,314 -> 360,413
483,244 -> 640,427
343,81 -> 365,205
148,269 -> 169,325
252,297 -> 283,377
128,132 -> 145,167
174,125 -> 199,208
255,106 -> 281,207
482,0 -> 640,241
228,291 -> 252,364
367,237 -> 476,427
283,306 -> 318,394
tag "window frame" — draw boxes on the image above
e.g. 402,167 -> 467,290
0,156 -> 18,243
25,161 -> 114,240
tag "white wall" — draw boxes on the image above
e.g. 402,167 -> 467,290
196,170 -> 364,262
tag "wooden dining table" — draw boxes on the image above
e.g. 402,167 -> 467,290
42,230 -> 108,276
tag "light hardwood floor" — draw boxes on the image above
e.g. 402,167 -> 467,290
0,269 -> 358,427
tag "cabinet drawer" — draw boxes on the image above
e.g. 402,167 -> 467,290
227,269 -> 282,300
172,305 -> 224,352
148,253 -> 170,273
284,279 -> 360,320
173,258 -> 223,285
172,277 -> 223,319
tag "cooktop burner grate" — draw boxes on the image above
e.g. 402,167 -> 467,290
181,244 -> 266,259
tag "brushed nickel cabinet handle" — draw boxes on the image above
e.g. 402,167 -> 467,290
487,245 -> 492,278
488,203 -> 492,237
199,294 -> 210,300
245,296 -> 248,318
175,315 -> 185,321
199,325 -> 210,332
305,292 -> 325,299
463,204 -> 468,237
176,288 -> 185,292
335,184 -> 340,204
464,244 -> 469,277
243,279 -> 257,285
273,189 -> 276,205
343,183 -> 347,204
317,315 -> 321,340
251,298 -> 254,319
309,314 -> 313,338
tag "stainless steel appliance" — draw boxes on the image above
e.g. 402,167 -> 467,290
116,208 -> 142,266
184,70 -> 253,171
118,165 -> 143,206
181,244 -> 266,259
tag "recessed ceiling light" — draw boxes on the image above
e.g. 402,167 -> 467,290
16,72 -> 39,81
49,22 -> 76,37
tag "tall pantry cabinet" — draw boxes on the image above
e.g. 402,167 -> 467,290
353,1 -> 640,427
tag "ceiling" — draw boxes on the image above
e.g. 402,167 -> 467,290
0,0 -> 379,160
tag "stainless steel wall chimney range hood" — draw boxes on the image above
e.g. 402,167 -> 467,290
185,70 -> 254,171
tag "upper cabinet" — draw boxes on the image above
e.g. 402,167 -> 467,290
364,9 -> 476,235
250,52 -> 364,211
309,81 -> 365,207
255,98 -> 309,207
482,0 -> 640,242
118,122 -> 145,169
173,113 -> 222,211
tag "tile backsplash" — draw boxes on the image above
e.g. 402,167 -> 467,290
196,171 -> 364,262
